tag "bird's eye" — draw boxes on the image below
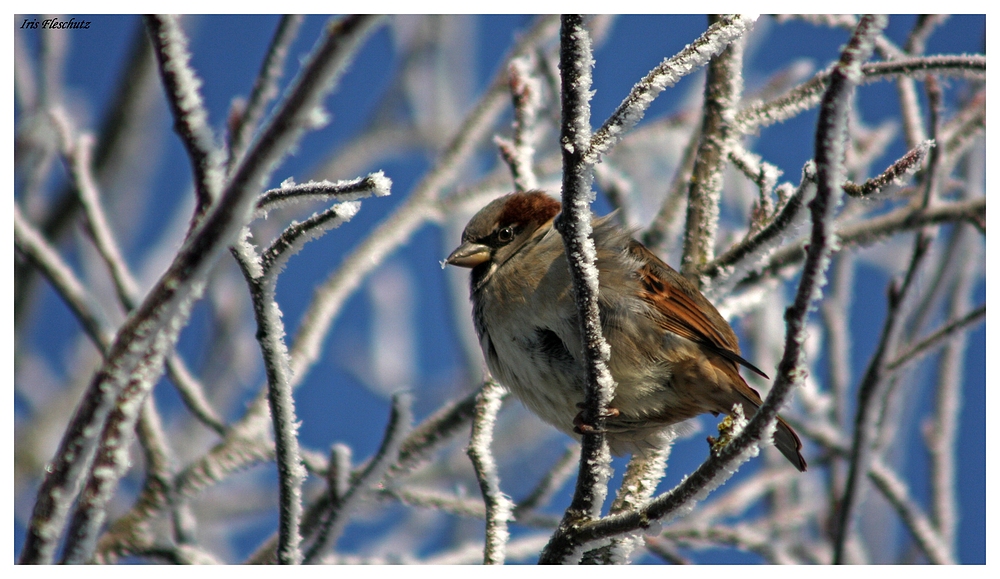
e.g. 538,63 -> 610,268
497,226 -> 515,243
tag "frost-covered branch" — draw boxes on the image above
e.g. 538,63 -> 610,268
842,140 -> 933,197
736,54 -> 985,135
467,380 -> 513,564
145,15 -> 223,221
681,14 -> 746,282
255,171 -> 391,216
495,55 -> 543,192
19,14 -> 381,565
587,14 -> 754,164
226,15 -> 304,174
735,196 -> 985,290
540,14 -> 613,565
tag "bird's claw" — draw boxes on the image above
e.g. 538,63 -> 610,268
572,404 -> 620,435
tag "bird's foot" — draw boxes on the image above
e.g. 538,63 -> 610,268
573,404 -> 620,435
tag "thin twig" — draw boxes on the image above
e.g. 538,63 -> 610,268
735,54 -> 985,136
842,140 -> 934,197
868,458 -> 955,564
300,393 -> 412,563
886,304 -> 985,375
734,197 -> 985,290
14,205 -> 112,350
928,220 -> 981,555
255,171 -> 392,215
226,15 -> 304,175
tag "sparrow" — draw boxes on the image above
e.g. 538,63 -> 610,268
446,190 -> 806,471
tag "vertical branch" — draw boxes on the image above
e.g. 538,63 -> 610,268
835,35 -> 944,565
928,226 -> 979,554
233,200 -> 368,564
144,15 -> 224,222
495,55 -> 543,192
226,15 -> 304,174
681,14 -> 745,284
541,14 -> 614,565
467,380 -> 513,564
233,251 -> 306,565
581,446 -> 671,564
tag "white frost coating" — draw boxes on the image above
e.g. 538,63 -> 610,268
306,105 -> 331,130
609,535 -> 641,564
368,170 -> 393,197
907,140 -> 935,177
506,55 -> 543,191
653,407 -> 762,526
233,227 -> 264,280
255,172 -> 392,218
587,15 -> 754,164
468,383 -> 514,564
266,201 -> 361,278
156,16 -> 225,201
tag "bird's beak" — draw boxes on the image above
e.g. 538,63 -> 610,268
444,242 -> 490,268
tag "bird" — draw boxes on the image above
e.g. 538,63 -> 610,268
445,190 -> 806,471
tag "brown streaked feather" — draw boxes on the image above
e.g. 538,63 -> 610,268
629,240 -> 768,378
